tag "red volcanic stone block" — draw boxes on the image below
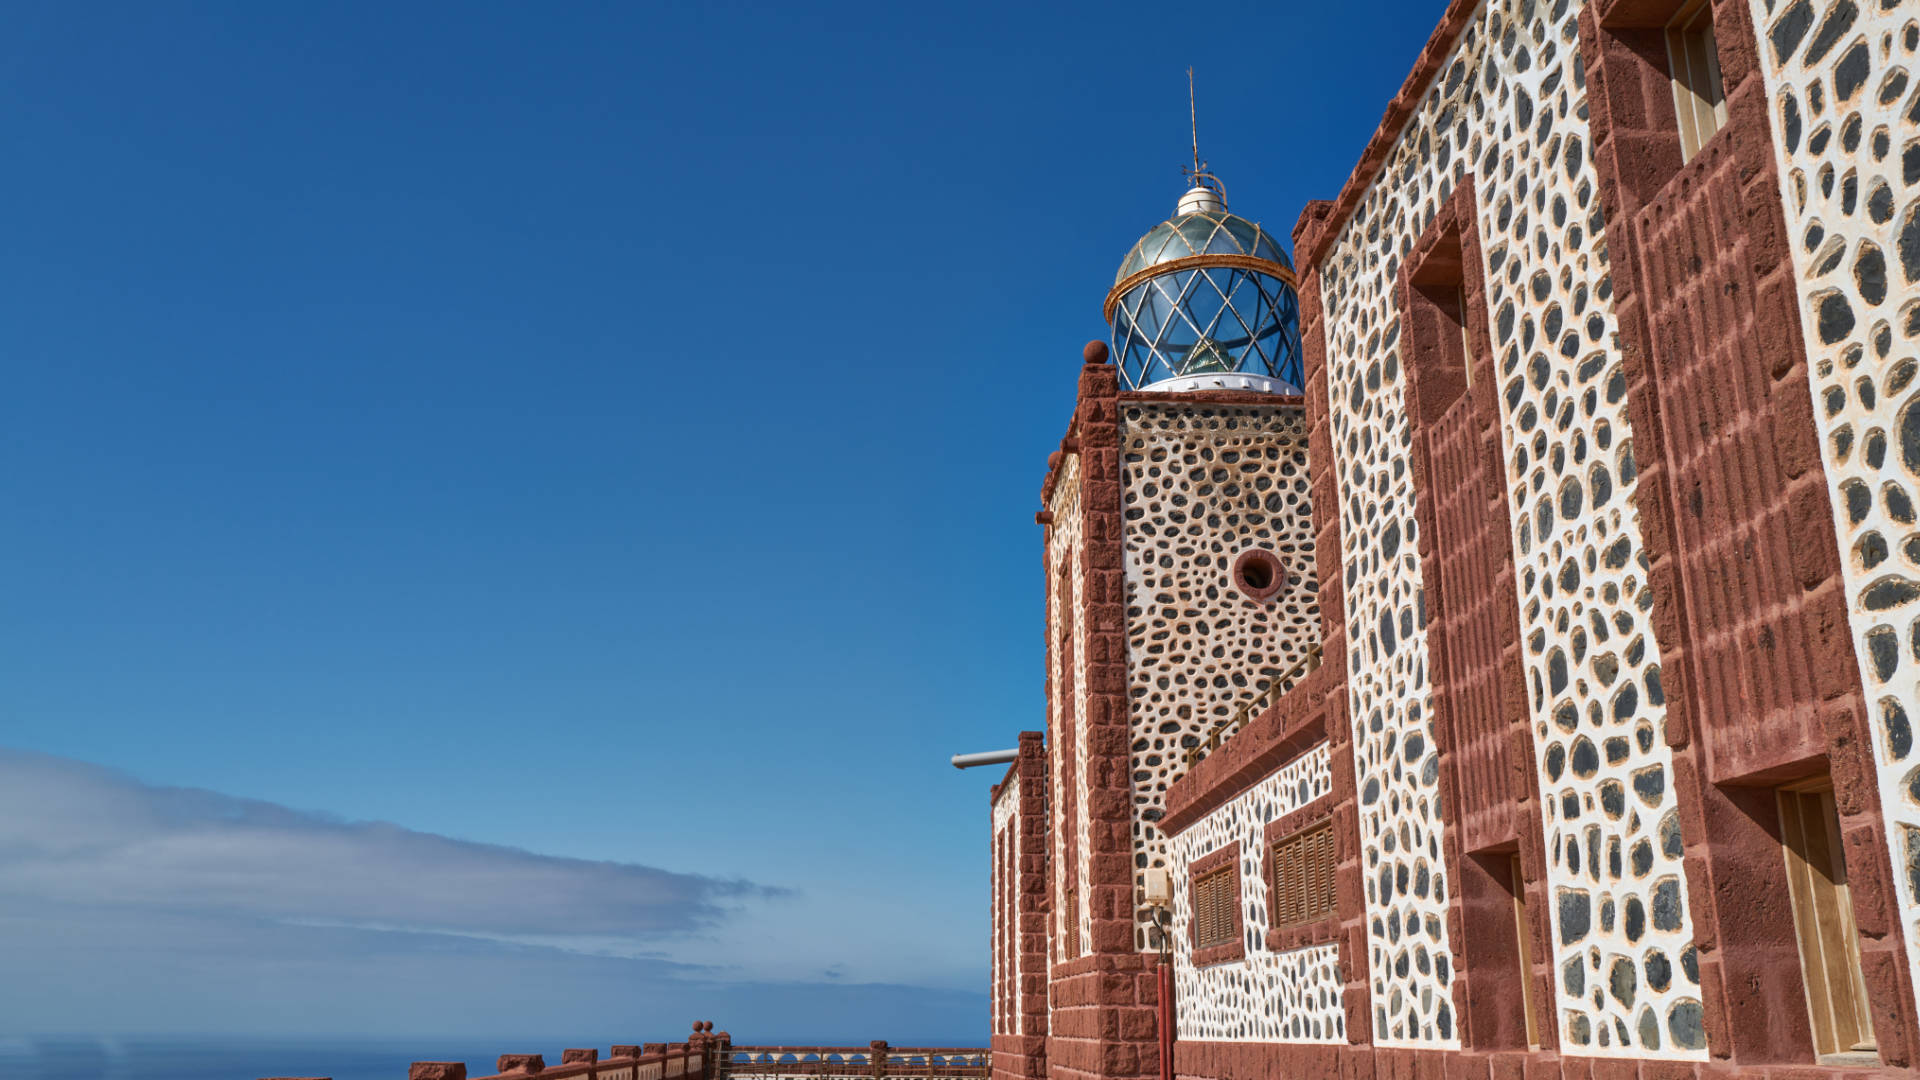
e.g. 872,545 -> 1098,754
1443,1051 -> 1491,1080
611,1047 -> 641,1059
562,1049 -> 597,1064
496,1055 -> 544,1074
408,1067 -> 466,1080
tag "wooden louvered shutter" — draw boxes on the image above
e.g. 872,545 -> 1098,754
1192,865 -> 1235,949
1273,820 -> 1337,928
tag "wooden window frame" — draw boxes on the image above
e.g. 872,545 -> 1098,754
1779,777 -> 1878,1063
1665,0 -> 1728,162
1187,841 -> 1245,966
1263,797 -> 1343,952
1509,853 -> 1542,1051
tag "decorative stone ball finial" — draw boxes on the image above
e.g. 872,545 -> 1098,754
1083,340 -> 1110,365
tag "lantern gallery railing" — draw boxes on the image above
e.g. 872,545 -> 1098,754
1180,641 -> 1323,769
724,1045 -> 987,1080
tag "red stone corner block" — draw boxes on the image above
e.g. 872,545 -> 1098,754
408,1067 -> 467,1080
495,1055 -> 544,1074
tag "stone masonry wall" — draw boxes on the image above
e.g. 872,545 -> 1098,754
1310,0 -> 1705,1056
1120,399 -> 1320,951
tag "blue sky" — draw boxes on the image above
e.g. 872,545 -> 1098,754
0,0 -> 1442,1046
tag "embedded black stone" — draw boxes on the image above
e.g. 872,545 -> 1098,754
1863,576 -> 1920,610
1604,536 -> 1632,569
1901,202 -> 1920,283
1568,1013 -> 1592,1046
1905,825 -> 1920,903
1856,241 -> 1889,305
1805,0 -> 1858,66
1633,764 -> 1665,806
1835,40 -> 1870,101
1558,889 -> 1590,944
1868,624 -> 1900,681
1846,479 -> 1872,524
1609,956 -> 1637,1007
1870,181 -> 1894,223
1770,0 -> 1814,61
1651,877 -> 1683,932
1669,1000 -> 1706,1051
1661,810 -> 1684,859
1818,290 -> 1856,343
1645,949 -> 1672,992
1638,1007 -> 1661,1051
1884,697 -> 1912,759
1631,838 -> 1654,876
1614,681 -> 1639,721
1599,779 -> 1625,819
1571,737 -> 1599,777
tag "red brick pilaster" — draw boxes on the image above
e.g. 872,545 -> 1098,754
1395,179 -> 1558,1054
994,733 -> 1051,1080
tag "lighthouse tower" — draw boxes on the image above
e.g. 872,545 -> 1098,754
991,175 -> 1324,1080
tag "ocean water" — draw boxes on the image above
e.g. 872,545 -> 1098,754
0,1037 -> 631,1080
0,1038 -> 985,1080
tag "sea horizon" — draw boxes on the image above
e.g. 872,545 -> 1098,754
0,1034 -> 989,1080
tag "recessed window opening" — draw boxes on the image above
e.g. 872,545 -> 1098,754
1407,234 -> 1477,414
1270,820 -> 1338,928
1779,778 -> 1878,1063
1667,0 -> 1728,161
1192,864 -> 1238,949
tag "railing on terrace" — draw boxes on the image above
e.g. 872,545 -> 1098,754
258,1021 -> 720,1080
466,1043 -> 706,1080
725,1044 -> 987,1080
1180,641 -> 1323,770
254,1026 -> 989,1080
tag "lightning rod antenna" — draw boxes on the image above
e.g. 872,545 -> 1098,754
1188,67 -> 1200,178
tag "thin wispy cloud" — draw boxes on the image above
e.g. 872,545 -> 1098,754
0,749 -> 784,942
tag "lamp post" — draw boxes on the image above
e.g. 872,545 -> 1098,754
1143,870 -> 1174,1080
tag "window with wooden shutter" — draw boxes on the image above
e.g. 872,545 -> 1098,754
1271,820 -> 1338,928
1191,864 -> 1238,950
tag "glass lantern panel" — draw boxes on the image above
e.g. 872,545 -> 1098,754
1175,214 -> 1218,256
1216,216 -> 1260,255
